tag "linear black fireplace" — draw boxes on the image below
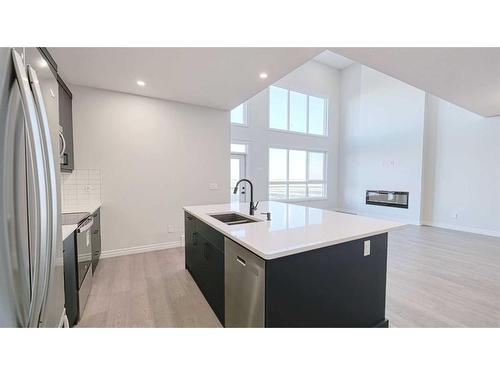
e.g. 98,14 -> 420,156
366,190 -> 409,209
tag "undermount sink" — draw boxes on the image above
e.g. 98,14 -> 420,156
209,212 -> 259,225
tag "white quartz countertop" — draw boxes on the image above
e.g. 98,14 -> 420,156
62,201 -> 102,215
62,224 -> 77,241
184,201 -> 405,260
61,201 -> 102,241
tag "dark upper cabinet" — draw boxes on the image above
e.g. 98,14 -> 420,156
58,77 -> 74,172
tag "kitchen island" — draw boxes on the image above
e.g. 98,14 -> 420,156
183,201 -> 404,328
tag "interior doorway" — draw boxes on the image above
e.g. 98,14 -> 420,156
230,143 -> 248,202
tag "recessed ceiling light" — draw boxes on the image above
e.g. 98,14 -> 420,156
137,80 -> 146,87
259,72 -> 268,79
39,59 -> 48,68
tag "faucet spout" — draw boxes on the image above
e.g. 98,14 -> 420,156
233,178 -> 258,215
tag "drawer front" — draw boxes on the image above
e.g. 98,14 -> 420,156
196,219 -> 224,251
78,265 -> 92,317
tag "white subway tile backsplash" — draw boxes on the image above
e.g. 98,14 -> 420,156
61,169 -> 101,211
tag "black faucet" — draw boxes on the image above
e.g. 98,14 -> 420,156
233,178 -> 259,215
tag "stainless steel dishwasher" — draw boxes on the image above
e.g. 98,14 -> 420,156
224,238 -> 265,327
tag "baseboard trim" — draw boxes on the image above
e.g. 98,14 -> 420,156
421,220 -> 500,238
101,240 -> 183,259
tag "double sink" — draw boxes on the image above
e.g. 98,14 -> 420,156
209,212 -> 259,226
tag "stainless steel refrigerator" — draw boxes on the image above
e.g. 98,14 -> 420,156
0,47 -> 65,327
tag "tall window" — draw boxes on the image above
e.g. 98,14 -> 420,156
269,86 -> 327,136
230,103 -> 247,125
269,147 -> 327,201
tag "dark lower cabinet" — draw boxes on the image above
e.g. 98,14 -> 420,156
91,209 -> 101,272
63,232 -> 78,327
197,233 -> 224,322
184,211 -> 388,328
184,212 -> 224,325
264,234 -> 388,327
184,213 -> 196,270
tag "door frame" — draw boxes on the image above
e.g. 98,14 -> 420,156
230,153 -> 247,202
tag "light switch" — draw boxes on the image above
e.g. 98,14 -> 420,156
209,183 -> 218,190
364,240 -> 371,256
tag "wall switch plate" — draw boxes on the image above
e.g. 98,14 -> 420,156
209,183 -> 218,190
364,240 -> 371,256
167,225 -> 174,233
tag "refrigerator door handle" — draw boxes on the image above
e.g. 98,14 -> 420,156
27,65 -> 59,321
11,49 -> 49,327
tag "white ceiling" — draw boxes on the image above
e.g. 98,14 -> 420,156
313,50 -> 354,70
330,47 -> 500,117
50,47 -> 324,110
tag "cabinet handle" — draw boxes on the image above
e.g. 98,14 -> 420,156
192,232 -> 197,246
236,256 -> 246,266
58,129 -> 66,157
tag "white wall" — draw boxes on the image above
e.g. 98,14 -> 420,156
338,65 -> 426,224
71,85 -> 230,253
338,64 -> 362,212
338,64 -> 500,236
421,94 -> 500,236
231,61 -> 340,210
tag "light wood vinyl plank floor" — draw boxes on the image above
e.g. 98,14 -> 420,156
387,225 -> 500,327
78,225 -> 500,328
78,247 -> 221,328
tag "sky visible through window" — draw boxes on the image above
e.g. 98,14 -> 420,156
230,103 -> 245,124
269,147 -> 326,200
269,86 -> 327,136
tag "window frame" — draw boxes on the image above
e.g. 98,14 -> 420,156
268,146 -> 328,202
230,102 -> 248,126
230,142 -> 248,155
268,85 -> 328,137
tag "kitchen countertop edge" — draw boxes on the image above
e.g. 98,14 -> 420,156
61,201 -> 103,241
61,201 -> 102,216
184,201 -> 405,260
62,224 -> 78,241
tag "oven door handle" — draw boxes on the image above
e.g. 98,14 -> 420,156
78,217 -> 94,233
